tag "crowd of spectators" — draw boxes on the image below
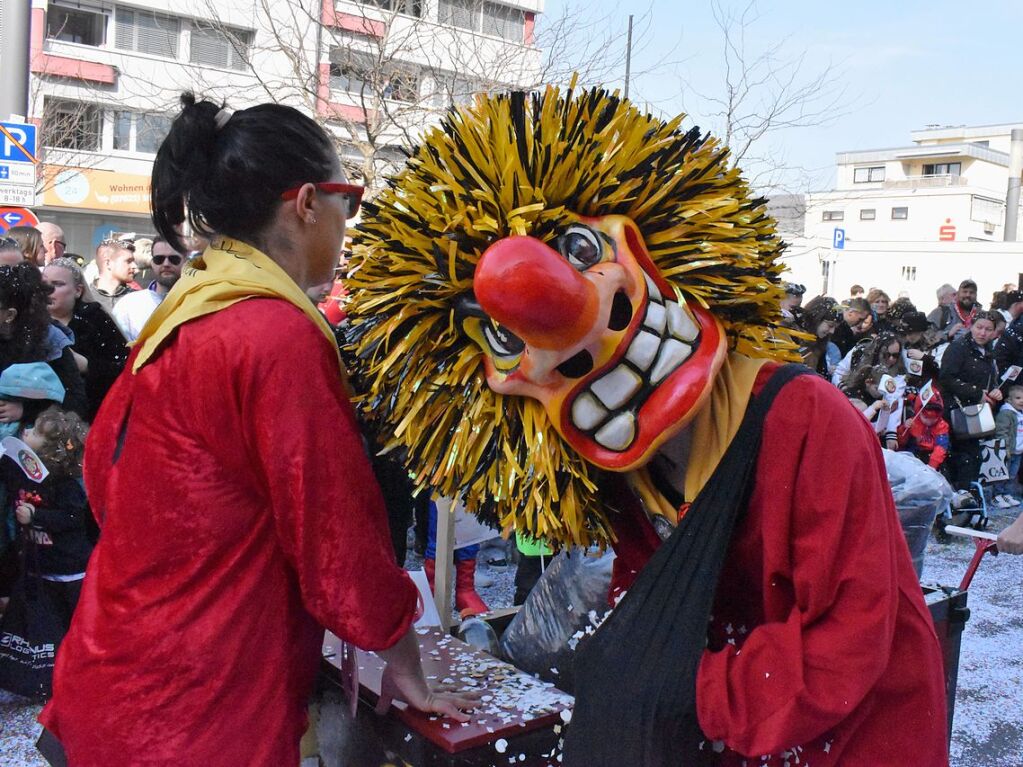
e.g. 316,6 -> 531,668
789,278 -> 1023,553
0,222 -> 190,697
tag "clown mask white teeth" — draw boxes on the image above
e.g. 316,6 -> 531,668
650,338 -> 693,384
643,272 -> 662,302
644,302 -> 667,334
666,300 -> 698,342
595,411 -> 637,451
572,392 -> 609,431
625,330 -> 661,370
590,365 -> 643,409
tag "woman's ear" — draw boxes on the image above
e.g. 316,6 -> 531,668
288,183 -> 318,225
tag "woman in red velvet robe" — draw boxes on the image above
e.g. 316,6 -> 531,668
38,95 -> 474,766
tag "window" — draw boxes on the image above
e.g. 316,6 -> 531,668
922,162 -> 961,176
190,23 -> 252,70
43,98 -> 102,151
439,0 -> 524,41
431,73 -> 482,106
46,4 -> 106,46
382,70 -> 419,102
892,206 -> 909,220
115,8 -> 180,58
329,50 -> 374,95
482,2 -> 524,40
901,266 -> 917,281
821,210 -> 844,221
114,110 -> 172,154
355,0 -> 423,16
860,208 -> 876,221
972,141 -> 989,148
853,166 -> 885,183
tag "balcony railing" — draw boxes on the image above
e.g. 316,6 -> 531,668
884,174 -> 968,189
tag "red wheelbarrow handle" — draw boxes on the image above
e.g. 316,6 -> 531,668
945,526 -> 1000,591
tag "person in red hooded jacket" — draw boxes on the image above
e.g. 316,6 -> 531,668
897,389 -> 951,470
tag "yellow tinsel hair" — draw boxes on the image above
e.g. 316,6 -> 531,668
346,84 -> 801,548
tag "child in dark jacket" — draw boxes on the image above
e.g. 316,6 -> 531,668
0,406 -> 90,697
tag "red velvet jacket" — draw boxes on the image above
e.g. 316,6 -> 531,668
607,366 -> 949,765
40,299 -> 418,766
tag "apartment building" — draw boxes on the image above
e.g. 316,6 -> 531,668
23,0 -> 544,254
803,122 -> 1021,246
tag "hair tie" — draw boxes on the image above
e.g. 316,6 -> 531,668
214,108 -> 234,131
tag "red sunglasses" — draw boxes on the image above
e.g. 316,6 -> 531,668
280,182 -> 364,217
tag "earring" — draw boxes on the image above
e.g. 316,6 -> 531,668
308,217 -> 317,224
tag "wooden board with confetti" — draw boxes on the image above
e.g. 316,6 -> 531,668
322,627 -> 573,766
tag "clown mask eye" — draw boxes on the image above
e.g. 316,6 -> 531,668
559,225 -> 606,270
483,321 -> 524,358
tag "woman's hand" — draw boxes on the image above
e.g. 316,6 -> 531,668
15,501 -> 34,525
376,657 -> 480,722
374,627 -> 480,722
906,349 -> 924,360
984,389 -> 1004,405
997,512 -> 1023,555
0,399 -> 24,423
72,350 -> 89,374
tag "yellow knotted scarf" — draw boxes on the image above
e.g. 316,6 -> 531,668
626,352 -> 769,524
131,237 -> 348,388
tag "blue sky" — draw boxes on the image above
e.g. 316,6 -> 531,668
538,0 -> 1023,192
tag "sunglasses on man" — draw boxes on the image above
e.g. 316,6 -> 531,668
152,254 -> 183,266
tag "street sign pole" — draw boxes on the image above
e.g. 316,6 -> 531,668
0,0 -> 32,120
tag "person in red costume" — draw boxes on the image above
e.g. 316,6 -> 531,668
37,94 -> 475,767
344,86 -> 949,766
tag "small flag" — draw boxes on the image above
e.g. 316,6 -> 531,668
1,436 -> 49,482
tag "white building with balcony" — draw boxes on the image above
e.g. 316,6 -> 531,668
804,123 -> 1021,245
23,0 -> 544,255
782,122 -> 1023,308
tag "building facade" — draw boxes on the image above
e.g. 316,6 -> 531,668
783,122 -> 1023,307
23,0 -> 544,255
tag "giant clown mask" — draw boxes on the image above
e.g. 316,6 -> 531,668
346,85 -> 798,547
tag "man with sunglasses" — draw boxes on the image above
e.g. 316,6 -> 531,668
112,238 -> 185,341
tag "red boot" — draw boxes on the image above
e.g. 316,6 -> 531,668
424,558 -> 436,592
455,559 -> 489,618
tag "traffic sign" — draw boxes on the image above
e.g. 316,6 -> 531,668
0,207 -> 40,233
0,187 -> 35,206
0,121 -> 38,164
833,227 -> 845,249
0,163 -> 35,184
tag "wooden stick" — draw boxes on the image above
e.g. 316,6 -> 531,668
944,525 -> 998,541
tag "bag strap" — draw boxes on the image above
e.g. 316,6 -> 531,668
564,364 -> 810,767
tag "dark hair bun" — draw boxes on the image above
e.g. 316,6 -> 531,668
151,93 -> 337,252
